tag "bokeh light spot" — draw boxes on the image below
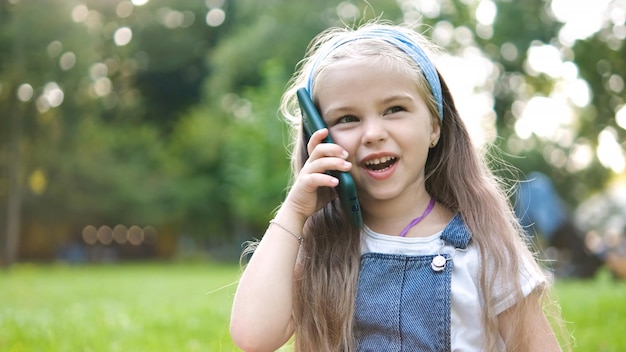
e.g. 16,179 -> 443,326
28,169 -> 47,195
205,0 -> 224,9
526,44 -> 563,78
47,41 -> 63,58
128,225 -> 144,246
337,2 -> 359,21
616,105 -> 626,130
17,83 -> 33,102
59,52 -> 76,70
475,0 -> 497,26
93,77 -> 112,97
205,8 -> 225,27
597,127 -> 625,172
500,42 -> 518,61
97,226 -> 114,245
72,5 -> 89,23
114,27 -> 133,46
43,82 -> 64,107
113,225 -> 128,244
82,226 -> 98,245
116,1 -> 134,18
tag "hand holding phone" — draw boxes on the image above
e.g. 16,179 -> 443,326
296,88 -> 363,227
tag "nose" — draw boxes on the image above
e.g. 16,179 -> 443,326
361,117 -> 387,145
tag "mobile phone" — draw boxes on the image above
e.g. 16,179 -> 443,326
296,88 -> 363,227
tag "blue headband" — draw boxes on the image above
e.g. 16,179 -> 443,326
306,27 -> 444,120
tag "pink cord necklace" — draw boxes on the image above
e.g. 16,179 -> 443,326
398,197 -> 435,237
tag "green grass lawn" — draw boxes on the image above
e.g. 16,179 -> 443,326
555,269 -> 626,351
1,262 -> 625,351
0,262 -> 241,352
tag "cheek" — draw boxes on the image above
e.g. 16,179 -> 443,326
330,130 -> 360,155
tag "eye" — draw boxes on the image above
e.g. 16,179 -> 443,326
385,106 -> 405,115
336,115 -> 360,124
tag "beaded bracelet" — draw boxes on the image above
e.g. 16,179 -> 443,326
269,220 -> 303,244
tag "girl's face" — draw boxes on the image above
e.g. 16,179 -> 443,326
315,58 -> 440,208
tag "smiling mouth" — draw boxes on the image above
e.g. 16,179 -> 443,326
364,156 -> 398,171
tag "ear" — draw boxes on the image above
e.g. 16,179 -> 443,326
429,117 -> 441,148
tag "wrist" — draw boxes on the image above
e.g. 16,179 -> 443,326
274,201 -> 309,225
272,207 -> 308,240
269,220 -> 303,244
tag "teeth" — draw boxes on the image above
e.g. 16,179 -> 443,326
365,156 -> 396,166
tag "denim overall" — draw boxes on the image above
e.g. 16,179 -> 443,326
354,214 -> 471,351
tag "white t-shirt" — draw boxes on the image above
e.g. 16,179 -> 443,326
360,225 -> 545,351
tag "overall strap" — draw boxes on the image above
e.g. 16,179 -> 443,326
440,213 -> 471,249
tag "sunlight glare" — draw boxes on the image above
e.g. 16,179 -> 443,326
475,0 -> 496,26
554,77 -> 591,108
436,52 -> 497,145
597,127 -> 626,172
515,96 -> 573,140
551,0 -> 611,45
526,44 -> 562,78
616,105 -> 626,130
567,142 -> 594,172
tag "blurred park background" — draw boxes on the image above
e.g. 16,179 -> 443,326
1,0 -> 625,350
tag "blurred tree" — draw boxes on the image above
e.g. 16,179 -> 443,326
192,0 -> 404,237
0,1 -> 101,265
485,0 -> 621,203
0,0 -> 228,263
165,106 -> 231,239
1,0 -> 624,263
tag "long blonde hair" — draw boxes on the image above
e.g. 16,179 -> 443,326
279,22 -> 565,351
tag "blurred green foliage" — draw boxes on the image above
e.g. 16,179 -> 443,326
0,0 -> 624,262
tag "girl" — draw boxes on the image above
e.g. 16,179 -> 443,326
230,22 -> 566,352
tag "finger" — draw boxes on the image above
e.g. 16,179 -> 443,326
304,156 -> 352,175
307,128 -> 332,156
308,141 -> 349,163
300,172 -> 340,190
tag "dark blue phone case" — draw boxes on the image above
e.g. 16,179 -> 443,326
297,88 -> 363,226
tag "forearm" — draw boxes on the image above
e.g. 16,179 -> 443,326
230,208 -> 305,351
